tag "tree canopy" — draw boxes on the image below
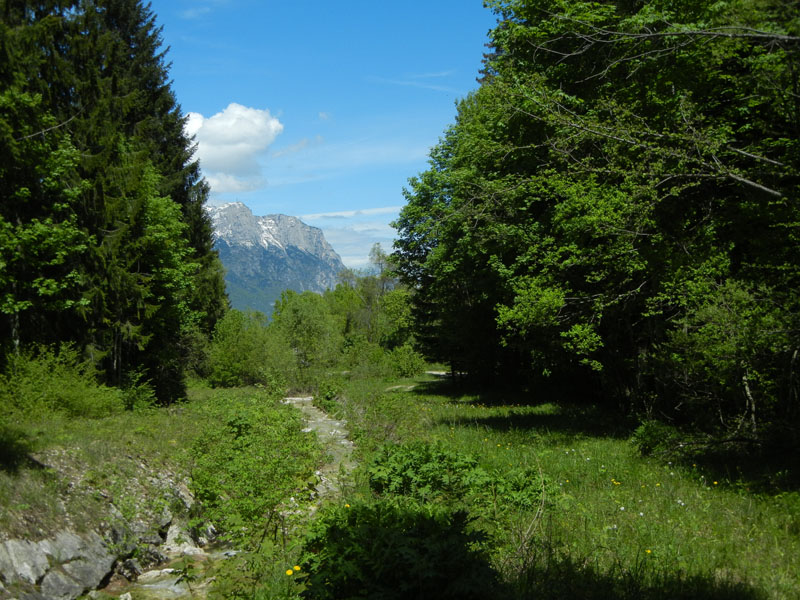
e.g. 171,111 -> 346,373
393,0 -> 799,441
0,0 -> 228,401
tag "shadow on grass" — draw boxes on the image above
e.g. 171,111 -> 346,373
677,438 -> 800,494
415,377 -> 635,439
301,500 -> 510,600
512,554 -> 764,600
0,423 -> 36,472
301,497 -> 763,600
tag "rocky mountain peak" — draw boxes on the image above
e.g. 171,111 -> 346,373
207,202 -> 345,314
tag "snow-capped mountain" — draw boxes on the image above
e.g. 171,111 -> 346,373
208,202 -> 345,314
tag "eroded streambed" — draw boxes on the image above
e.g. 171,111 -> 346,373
99,396 -> 355,599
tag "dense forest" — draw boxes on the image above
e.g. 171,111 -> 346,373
394,0 -> 800,450
0,0 -> 227,401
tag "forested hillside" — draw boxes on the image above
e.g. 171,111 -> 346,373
0,0 -> 227,401
394,0 -> 800,448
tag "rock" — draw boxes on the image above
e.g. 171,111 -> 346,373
39,530 -> 84,563
61,532 -> 115,593
0,539 -> 49,584
137,567 -> 177,582
39,570 -> 84,600
117,558 -> 143,581
163,524 -> 204,556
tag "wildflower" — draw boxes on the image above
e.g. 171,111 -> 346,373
645,549 -> 652,554
713,481 -> 718,485
639,512 -> 644,517
620,506 -> 625,511
656,483 -> 661,487
345,503 -> 350,508
286,569 -> 294,576
294,566 -> 301,571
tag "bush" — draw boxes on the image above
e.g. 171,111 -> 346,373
299,500 -> 503,600
0,345 -> 123,419
368,442 -> 551,511
387,343 -> 426,377
206,310 -> 294,389
631,420 -> 683,457
187,388 -> 320,543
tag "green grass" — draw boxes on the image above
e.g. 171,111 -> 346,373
322,373 -> 800,600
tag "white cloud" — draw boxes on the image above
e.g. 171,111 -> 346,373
318,111 -> 331,121
300,206 -> 402,269
180,7 -> 211,19
185,103 -> 283,194
302,206 -> 403,220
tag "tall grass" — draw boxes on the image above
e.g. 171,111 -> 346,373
320,374 -> 799,599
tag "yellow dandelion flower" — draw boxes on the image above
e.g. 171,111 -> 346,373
645,549 -> 652,554
286,569 -> 294,576
345,503 -> 351,508
294,565 -> 301,571
713,481 -> 718,485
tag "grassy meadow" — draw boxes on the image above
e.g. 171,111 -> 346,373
304,372 -> 799,600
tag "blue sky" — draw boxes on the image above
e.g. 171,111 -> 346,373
147,0 -> 498,267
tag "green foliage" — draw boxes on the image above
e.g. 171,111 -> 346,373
631,420 -> 683,457
393,0 -> 800,441
299,500 -> 502,600
0,0 -> 228,402
368,441 -> 551,513
273,290 -> 343,372
387,343 -> 426,378
0,345 -> 123,420
207,310 -> 293,389
186,388 -> 320,543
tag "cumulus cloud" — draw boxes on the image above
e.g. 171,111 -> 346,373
185,103 -> 283,194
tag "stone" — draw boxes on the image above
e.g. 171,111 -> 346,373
39,530 -> 84,563
39,569 -> 85,600
1,539 -> 49,584
163,524 -> 203,556
117,558 -> 143,581
61,532 -> 115,592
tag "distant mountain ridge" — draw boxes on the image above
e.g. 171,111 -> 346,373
208,202 -> 345,314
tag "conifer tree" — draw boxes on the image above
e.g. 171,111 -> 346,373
0,0 -> 228,400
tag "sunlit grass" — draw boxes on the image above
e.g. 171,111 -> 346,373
333,373 -> 800,599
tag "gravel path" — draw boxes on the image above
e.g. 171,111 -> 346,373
282,396 -> 357,503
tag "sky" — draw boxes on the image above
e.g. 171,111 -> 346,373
146,0 -> 498,268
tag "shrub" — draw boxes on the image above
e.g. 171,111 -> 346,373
387,343 -> 426,377
631,420 -> 683,457
206,310 -> 294,389
367,442 -> 551,511
299,500 -> 503,600
187,389 -> 319,542
0,345 -> 123,419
